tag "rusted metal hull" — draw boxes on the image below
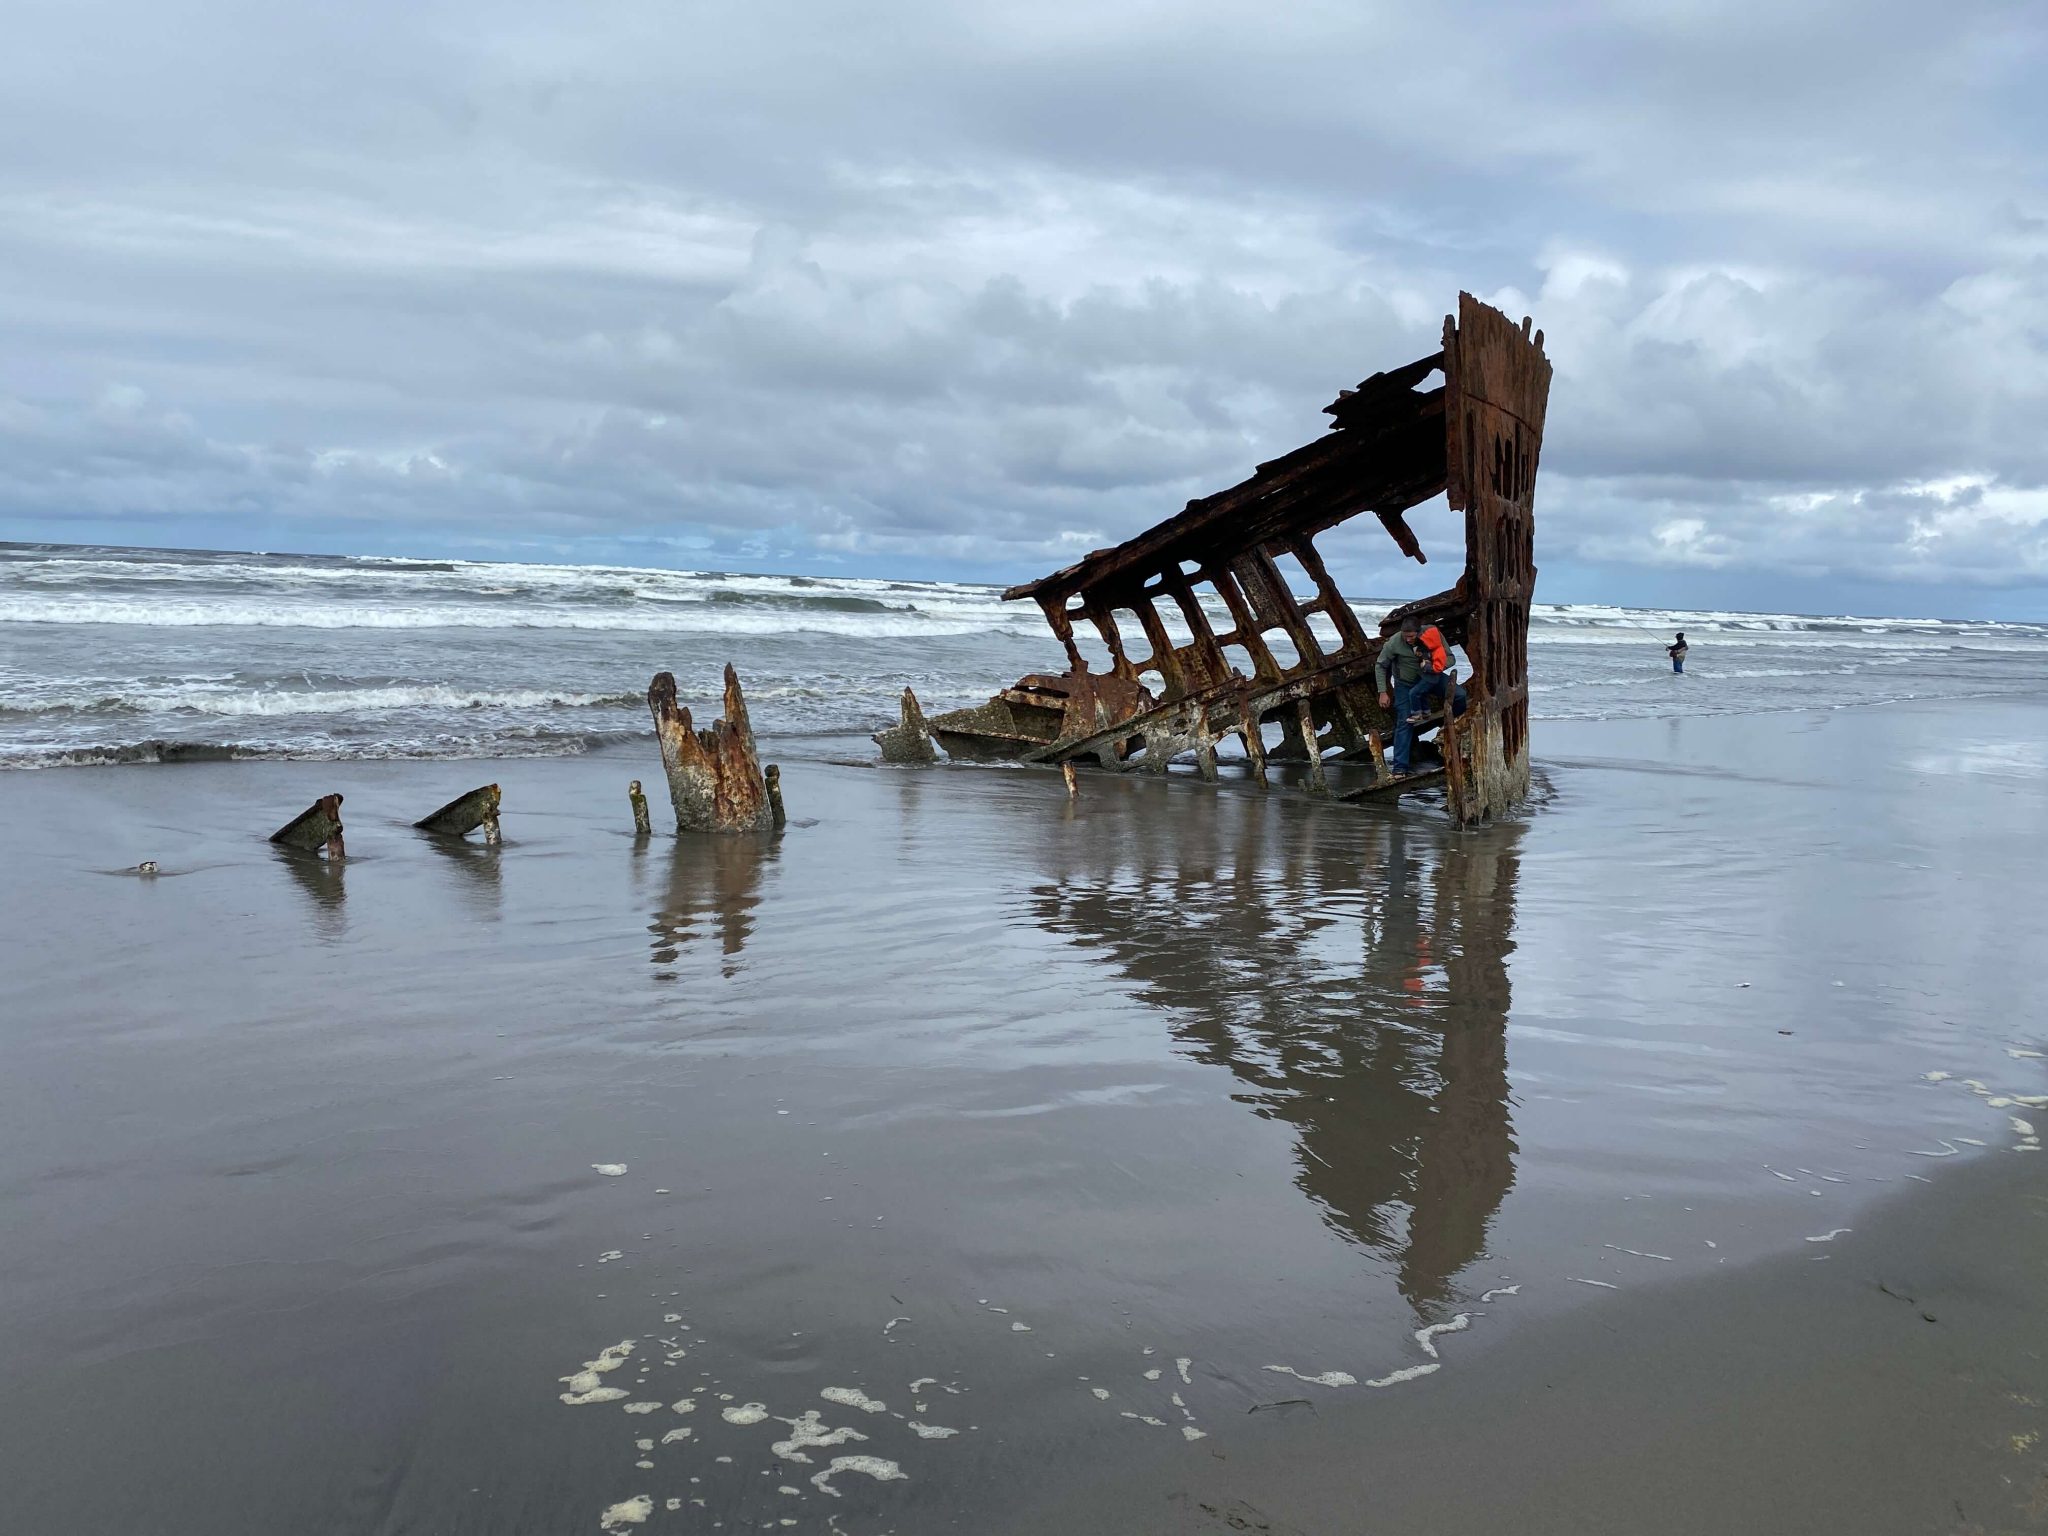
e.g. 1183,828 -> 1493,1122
414,783 -> 501,839
270,793 -> 346,857
648,666 -> 775,834
926,292 -> 1549,824
872,688 -> 939,764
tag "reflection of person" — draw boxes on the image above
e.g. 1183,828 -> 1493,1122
1668,631 -> 1688,674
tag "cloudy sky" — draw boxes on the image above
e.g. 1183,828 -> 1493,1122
2,0 -> 2043,615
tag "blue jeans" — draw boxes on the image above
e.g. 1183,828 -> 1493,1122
1391,675 -> 1464,771
1673,655 -> 1685,673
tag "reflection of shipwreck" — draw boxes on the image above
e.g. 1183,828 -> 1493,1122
928,294 -> 1550,824
1028,794 -> 1521,1307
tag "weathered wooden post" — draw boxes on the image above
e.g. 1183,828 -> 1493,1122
648,666 -> 774,833
628,779 -> 652,836
271,794 -> 346,858
765,764 -> 786,830
1061,761 -> 1079,799
873,687 -> 938,764
415,783 -> 501,841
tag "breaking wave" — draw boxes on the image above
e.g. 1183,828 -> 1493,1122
5,541 -> 2046,767
0,684 -> 645,718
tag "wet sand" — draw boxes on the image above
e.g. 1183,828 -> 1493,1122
1,696 -> 2044,1533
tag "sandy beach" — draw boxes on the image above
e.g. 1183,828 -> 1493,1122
3,697 -> 2045,1534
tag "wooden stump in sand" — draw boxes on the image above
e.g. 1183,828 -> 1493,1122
628,779 -> 652,836
648,667 -> 774,834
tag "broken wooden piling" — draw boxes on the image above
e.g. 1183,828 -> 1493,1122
629,779 -> 652,836
648,666 -> 774,834
414,783 -> 501,841
872,687 -> 938,764
765,764 -> 786,830
270,793 -> 346,858
1061,761 -> 1079,799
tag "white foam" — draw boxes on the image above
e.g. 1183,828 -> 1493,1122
809,1456 -> 907,1497
669,1398 -> 695,1413
1413,1314 -> 1471,1359
1175,1357 -> 1192,1384
1479,1285 -> 1520,1302
599,1495 -> 652,1529
819,1387 -> 886,1415
1603,1246 -> 1673,1262
1569,1277 -> 1618,1289
1142,1368 -> 1161,1381
1181,1426 -> 1208,1441
1806,1229 -> 1851,1243
1365,1364 -> 1441,1388
1009,1321 -> 1031,1332
1261,1365 -> 1357,1388
907,1422 -> 958,1439
560,1340 -> 637,1403
722,1403 -> 771,1426
561,1386 -> 629,1405
592,1164 -> 628,1177
1090,1387 -> 1110,1400
623,1402 -> 662,1414
770,1410 -> 867,1463
1120,1412 -> 1168,1426
660,1428 -> 691,1444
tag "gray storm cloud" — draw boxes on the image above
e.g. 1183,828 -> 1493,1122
0,0 -> 2043,608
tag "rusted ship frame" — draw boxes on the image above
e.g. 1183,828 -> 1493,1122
942,293 -> 1548,824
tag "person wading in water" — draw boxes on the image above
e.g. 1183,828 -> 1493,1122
1668,631 -> 1689,674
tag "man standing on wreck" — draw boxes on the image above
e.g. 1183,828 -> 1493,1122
1377,617 -> 1431,776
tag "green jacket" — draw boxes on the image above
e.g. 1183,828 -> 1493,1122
1376,632 -> 1427,691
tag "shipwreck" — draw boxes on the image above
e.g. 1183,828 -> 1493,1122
919,293 -> 1550,825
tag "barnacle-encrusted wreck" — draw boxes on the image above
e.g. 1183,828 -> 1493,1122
926,293 -> 1550,825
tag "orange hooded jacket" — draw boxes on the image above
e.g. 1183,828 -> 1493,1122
1419,625 -> 1451,675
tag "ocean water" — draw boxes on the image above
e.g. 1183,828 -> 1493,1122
4,541 -> 2047,767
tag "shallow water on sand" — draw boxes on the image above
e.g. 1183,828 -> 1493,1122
1,698 -> 2044,1533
